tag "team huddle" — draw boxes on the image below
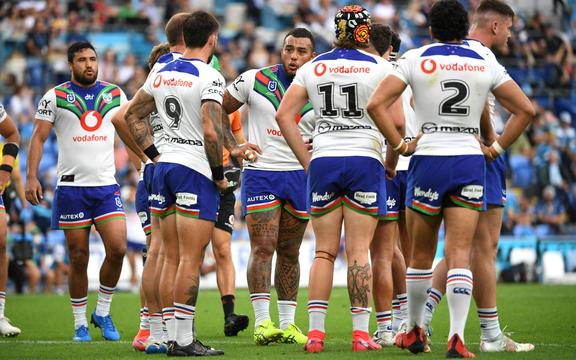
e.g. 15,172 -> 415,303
0,0 -> 538,358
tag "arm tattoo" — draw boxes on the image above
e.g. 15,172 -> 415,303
202,100 -> 223,168
124,90 -> 156,150
221,111 -> 238,152
347,260 -> 371,307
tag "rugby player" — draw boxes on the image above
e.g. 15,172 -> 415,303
124,11 -> 233,356
367,0 -> 534,357
277,6 -> 401,352
26,42 -> 128,342
421,0 -> 535,353
0,103 -> 21,337
222,28 -> 317,346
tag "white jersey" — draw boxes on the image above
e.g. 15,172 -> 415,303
391,42 -> 511,156
466,39 -> 499,128
293,48 -> 392,163
35,81 -> 127,186
142,57 -> 225,180
0,103 -> 6,122
226,64 -> 314,171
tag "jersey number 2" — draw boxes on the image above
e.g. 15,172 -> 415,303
439,80 -> 470,116
318,83 -> 363,118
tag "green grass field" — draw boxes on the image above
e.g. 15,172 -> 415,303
0,284 -> 575,359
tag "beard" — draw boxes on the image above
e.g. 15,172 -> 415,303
74,69 -> 98,86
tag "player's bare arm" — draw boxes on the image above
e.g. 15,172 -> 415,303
221,110 -> 261,162
367,75 -> 416,156
202,99 -> 228,191
124,89 -> 157,160
276,84 -> 311,171
111,101 -> 147,163
0,114 -> 20,194
479,100 -> 497,145
222,89 -> 244,115
483,80 -> 535,159
25,120 -> 52,205
384,96 -> 406,179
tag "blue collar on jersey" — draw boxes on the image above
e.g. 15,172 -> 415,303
273,64 -> 293,89
67,81 -> 109,109
421,43 -> 483,59
312,48 -> 377,64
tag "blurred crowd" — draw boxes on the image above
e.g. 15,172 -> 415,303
0,0 -> 575,294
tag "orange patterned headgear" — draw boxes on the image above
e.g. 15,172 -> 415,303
334,5 -> 371,45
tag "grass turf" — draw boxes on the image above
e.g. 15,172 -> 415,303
0,284 -> 575,359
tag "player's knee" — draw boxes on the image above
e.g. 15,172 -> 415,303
69,249 -> 89,269
213,244 -> 231,263
252,242 -> 275,259
106,244 -> 126,263
276,240 -> 300,261
314,250 -> 336,263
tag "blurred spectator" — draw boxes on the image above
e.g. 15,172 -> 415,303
534,186 -> 567,235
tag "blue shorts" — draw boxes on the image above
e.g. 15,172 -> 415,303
406,155 -> 486,215
135,164 -> 155,236
127,240 -> 146,252
381,170 -> 407,221
0,195 -> 5,215
308,156 -> 386,217
150,163 -> 219,222
51,185 -> 125,230
485,156 -> 506,207
241,169 -> 309,219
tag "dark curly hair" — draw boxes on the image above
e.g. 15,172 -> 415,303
429,0 -> 469,42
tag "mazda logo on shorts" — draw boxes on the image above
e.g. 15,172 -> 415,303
421,122 -> 437,134
318,121 -> 331,134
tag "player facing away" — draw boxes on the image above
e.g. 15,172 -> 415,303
364,23 -> 411,347
277,5 -> 399,352
421,0 -> 535,353
125,11 -> 228,356
25,42 -> 128,342
0,103 -> 21,337
222,28 -> 317,346
367,0 -> 535,357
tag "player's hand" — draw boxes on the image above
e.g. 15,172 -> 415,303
385,166 -> 396,180
231,143 -> 261,163
478,138 -> 497,161
402,133 -> 422,157
25,177 -> 44,205
304,138 -> 313,152
215,178 -> 229,192
0,170 -> 10,195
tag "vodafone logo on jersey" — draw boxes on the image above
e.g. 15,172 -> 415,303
314,63 -> 327,76
153,74 -> 193,88
80,110 -> 103,132
420,59 -> 437,74
314,62 -> 370,77
153,74 -> 162,88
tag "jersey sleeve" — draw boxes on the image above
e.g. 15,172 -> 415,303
389,49 -> 415,85
35,90 -> 57,123
201,69 -> 225,104
0,103 -> 6,123
229,110 -> 242,134
119,88 -> 128,104
292,62 -> 309,89
142,73 -> 154,96
488,57 -> 512,91
226,69 -> 256,104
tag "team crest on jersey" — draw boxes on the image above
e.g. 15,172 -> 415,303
267,80 -> 278,92
102,93 -> 113,104
67,93 -> 76,103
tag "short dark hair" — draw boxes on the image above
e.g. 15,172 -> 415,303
165,13 -> 188,46
429,0 -> 469,42
283,28 -> 316,52
370,24 -> 393,56
477,0 -> 515,18
183,11 -> 219,49
68,41 -> 96,63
